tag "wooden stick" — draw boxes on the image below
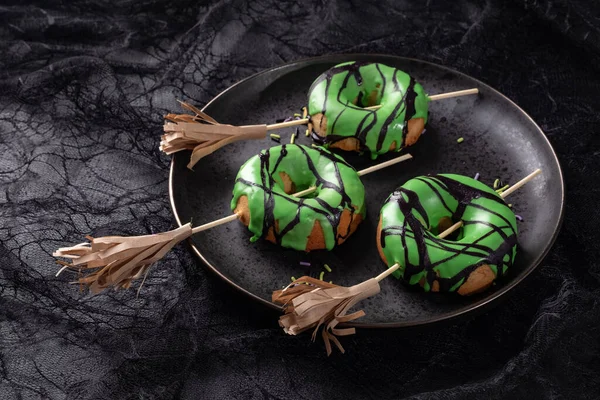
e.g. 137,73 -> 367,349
192,214 -> 239,234
435,169 -> 542,239
428,88 -> 479,101
267,119 -> 308,131
358,154 -> 413,176
265,88 -> 479,131
375,263 -> 400,281
438,221 -> 464,239
292,187 -> 318,198
499,169 -> 541,198
293,153 -> 413,197
189,153 -> 414,233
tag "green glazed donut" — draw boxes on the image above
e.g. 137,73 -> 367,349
376,174 -> 517,295
231,144 -> 366,252
308,61 -> 429,159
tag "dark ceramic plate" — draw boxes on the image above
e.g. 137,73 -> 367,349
169,54 -> 564,327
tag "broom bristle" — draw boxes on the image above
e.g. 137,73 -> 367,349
161,102 -> 267,169
54,223 -> 193,293
272,276 -> 338,306
272,276 -> 381,355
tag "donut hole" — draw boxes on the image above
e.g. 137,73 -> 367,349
277,171 -> 317,198
352,84 -> 383,108
278,172 -> 296,194
433,216 -> 464,241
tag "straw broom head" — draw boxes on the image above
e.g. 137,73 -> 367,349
272,276 -> 380,356
161,101 -> 267,169
54,223 -> 193,293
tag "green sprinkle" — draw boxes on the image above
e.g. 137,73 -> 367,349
496,184 -> 509,193
290,134 -> 295,144
457,137 -> 464,143
305,129 -> 310,137
294,113 -> 301,117
311,144 -> 319,148
329,281 -> 333,284
508,204 -> 513,208
270,134 -> 280,139
319,271 -> 325,281
493,179 -> 500,189
323,264 -> 331,272
291,276 -> 296,281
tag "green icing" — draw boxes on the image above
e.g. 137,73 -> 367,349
307,61 -> 429,159
378,174 -> 518,293
231,144 -> 366,252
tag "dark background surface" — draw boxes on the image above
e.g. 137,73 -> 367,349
0,0 -> 599,399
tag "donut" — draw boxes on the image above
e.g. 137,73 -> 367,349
376,174 -> 517,295
307,61 -> 429,158
231,144 -> 366,252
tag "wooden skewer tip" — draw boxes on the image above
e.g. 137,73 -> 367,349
428,88 -> 479,101
500,168 -> 542,198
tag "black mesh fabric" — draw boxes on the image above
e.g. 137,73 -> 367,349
1,0 -> 599,398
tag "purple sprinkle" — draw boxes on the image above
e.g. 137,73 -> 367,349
283,116 -> 293,123
516,215 -> 523,221
421,129 -> 426,135
299,261 -> 311,267
474,172 -> 480,181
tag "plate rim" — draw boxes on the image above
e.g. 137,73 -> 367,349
168,53 -> 565,328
